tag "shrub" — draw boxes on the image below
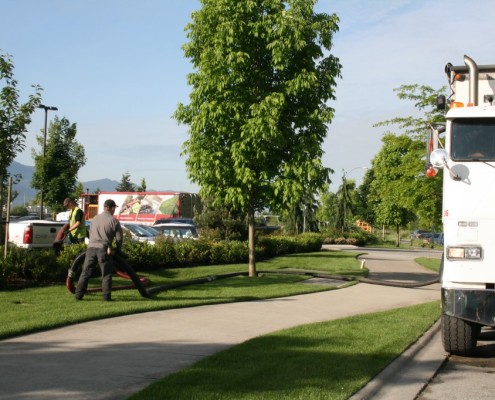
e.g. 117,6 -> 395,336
0,246 -> 66,285
323,237 -> 335,244
153,239 -> 178,266
56,243 -> 87,270
122,241 -> 163,270
175,240 -> 210,265
1,233 -> 327,287
210,240 -> 248,264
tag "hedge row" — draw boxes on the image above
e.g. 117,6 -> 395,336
0,233 -> 324,287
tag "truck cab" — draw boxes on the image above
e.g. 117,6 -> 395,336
428,56 -> 495,355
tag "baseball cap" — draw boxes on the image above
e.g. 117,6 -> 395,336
103,199 -> 118,208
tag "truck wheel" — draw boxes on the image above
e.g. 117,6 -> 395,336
442,313 -> 480,356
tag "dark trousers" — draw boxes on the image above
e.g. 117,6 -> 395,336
75,247 -> 113,300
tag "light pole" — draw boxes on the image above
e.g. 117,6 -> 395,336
342,166 -> 367,233
38,104 -> 58,220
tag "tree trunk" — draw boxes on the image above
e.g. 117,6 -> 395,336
248,208 -> 257,277
396,225 -> 400,247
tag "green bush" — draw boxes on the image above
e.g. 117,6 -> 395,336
257,233 -> 323,258
122,241 -> 163,270
56,243 -> 87,270
175,240 -> 211,265
210,240 -> 248,264
153,239 -> 178,266
1,233 -> 328,287
0,246 -> 67,285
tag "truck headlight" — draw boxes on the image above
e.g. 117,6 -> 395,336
447,246 -> 482,260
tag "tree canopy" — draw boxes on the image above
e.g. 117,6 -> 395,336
175,0 -> 341,275
368,134 -> 417,245
371,84 -> 445,230
31,116 -> 86,213
0,51 -> 42,209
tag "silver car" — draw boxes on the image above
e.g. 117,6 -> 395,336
152,223 -> 198,241
121,223 -> 160,244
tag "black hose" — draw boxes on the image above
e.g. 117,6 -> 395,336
144,269 -> 439,297
258,269 -> 440,288
357,276 -> 439,287
146,272 -> 249,296
114,254 -> 150,298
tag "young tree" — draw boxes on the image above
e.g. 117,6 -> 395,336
368,134 -> 418,245
115,172 -> 136,192
355,168 -> 376,228
316,189 -> 339,230
175,0 -> 341,276
337,177 -> 359,233
0,51 -> 42,210
136,178 -> 147,192
72,182 -> 85,200
31,116 -> 86,213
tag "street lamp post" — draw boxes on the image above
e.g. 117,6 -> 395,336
38,104 -> 58,220
342,166 -> 367,233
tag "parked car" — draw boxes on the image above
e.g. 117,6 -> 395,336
8,220 -> 68,249
153,218 -> 194,225
152,223 -> 198,241
121,223 -> 160,244
433,232 -> 444,246
419,232 -> 444,245
411,230 -> 430,239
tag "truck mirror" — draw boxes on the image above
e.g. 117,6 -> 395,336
430,149 -> 448,168
436,95 -> 447,110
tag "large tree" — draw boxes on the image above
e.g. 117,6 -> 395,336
31,116 -> 86,213
372,84 -> 445,228
175,0 -> 341,276
0,51 -> 42,211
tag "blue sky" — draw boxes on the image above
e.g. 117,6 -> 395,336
2,0 -> 493,193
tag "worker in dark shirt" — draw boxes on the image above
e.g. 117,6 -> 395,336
75,199 -> 123,301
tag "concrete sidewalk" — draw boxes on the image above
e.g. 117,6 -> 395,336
0,247 -> 444,400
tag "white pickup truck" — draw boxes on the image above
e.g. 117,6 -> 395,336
7,220 -> 67,249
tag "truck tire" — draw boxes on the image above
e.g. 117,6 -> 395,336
442,313 -> 480,356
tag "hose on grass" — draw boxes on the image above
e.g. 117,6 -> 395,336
144,269 -> 439,297
67,252 -> 440,298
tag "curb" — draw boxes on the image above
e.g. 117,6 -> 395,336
349,319 -> 447,400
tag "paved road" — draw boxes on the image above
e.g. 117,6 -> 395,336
353,247 -> 495,400
416,327 -> 495,400
0,246 -> 445,400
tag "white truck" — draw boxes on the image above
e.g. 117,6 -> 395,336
428,55 -> 495,355
7,220 -> 67,249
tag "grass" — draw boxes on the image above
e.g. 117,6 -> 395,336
415,257 -> 442,273
0,250 -> 366,340
129,301 -> 441,400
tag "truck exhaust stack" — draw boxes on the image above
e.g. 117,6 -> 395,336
464,54 -> 479,106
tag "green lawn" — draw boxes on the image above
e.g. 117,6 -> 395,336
130,301 -> 441,400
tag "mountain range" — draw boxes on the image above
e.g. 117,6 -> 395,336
7,161 -> 124,205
